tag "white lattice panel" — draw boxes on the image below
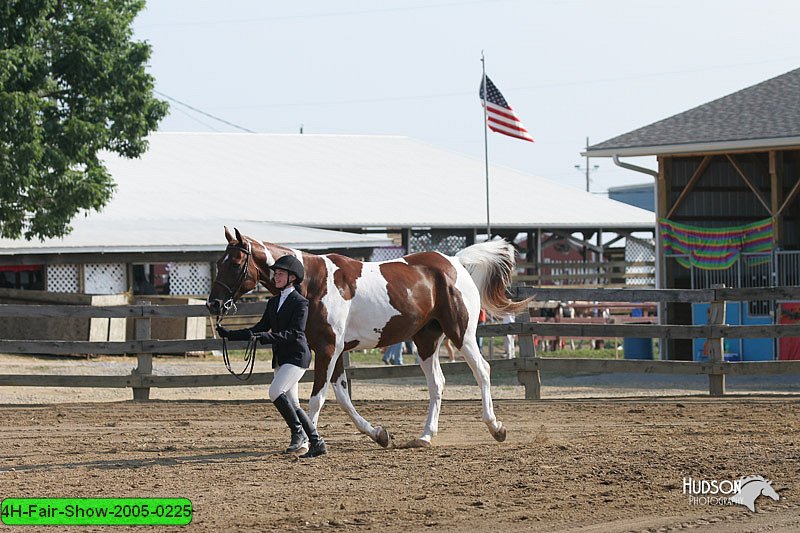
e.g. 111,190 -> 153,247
369,246 -> 405,262
169,262 -> 212,295
625,238 -> 656,286
46,264 -> 80,293
84,263 -> 127,294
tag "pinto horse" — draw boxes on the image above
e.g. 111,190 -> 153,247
206,227 -> 530,448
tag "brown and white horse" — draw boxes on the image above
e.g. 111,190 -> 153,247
206,227 -> 530,448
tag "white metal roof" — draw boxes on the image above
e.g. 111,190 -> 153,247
94,133 -> 654,230
0,218 -> 390,255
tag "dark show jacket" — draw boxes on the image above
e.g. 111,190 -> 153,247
228,290 -> 313,369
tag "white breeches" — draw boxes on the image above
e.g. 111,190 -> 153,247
268,363 -> 306,407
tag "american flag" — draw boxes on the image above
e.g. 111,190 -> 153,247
479,76 -> 534,142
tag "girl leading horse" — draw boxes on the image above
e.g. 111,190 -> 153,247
207,227 -> 530,449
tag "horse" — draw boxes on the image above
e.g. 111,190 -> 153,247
731,475 -> 780,512
206,227 -> 531,448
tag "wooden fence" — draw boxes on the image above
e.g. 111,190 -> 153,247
513,260 -> 655,287
1,285 -> 800,400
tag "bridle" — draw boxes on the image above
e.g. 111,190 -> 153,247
213,241 -> 254,318
213,241 -> 258,381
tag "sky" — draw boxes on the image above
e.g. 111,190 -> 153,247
132,0 -> 800,195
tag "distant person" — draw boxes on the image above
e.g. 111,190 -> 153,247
503,313 -> 516,358
443,338 -> 457,362
476,308 -> 487,354
382,341 -> 404,365
133,272 -> 156,295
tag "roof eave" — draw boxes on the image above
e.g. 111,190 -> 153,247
583,136 -> 800,158
0,239 -> 393,256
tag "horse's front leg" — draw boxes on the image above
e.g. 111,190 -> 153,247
328,345 -> 392,448
307,347 -> 330,428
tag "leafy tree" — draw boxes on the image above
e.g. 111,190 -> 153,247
0,0 -> 168,240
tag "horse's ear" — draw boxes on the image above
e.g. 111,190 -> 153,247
224,226 -> 235,244
234,227 -> 243,244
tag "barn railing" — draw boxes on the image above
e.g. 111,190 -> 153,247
1,286 -> 800,401
513,260 -> 656,287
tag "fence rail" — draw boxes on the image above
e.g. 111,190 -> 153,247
1,285 -> 799,400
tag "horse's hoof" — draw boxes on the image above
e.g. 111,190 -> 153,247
492,423 -> 507,443
375,426 -> 392,448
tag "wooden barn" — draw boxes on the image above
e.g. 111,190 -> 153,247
586,67 -> 800,360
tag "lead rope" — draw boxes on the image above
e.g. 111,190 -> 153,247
217,313 -> 257,382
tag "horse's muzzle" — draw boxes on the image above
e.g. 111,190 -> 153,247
206,299 -> 222,315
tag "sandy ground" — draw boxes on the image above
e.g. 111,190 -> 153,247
1,355 -> 799,531
1,353 -> 800,404
0,398 -> 798,532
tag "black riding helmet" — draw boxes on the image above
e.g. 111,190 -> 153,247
270,255 -> 304,284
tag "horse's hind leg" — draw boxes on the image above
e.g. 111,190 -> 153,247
458,335 -> 506,442
328,347 -> 392,448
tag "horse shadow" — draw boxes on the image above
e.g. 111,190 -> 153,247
0,449 -> 280,474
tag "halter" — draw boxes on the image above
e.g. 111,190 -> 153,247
213,241 -> 258,381
213,241 -> 254,316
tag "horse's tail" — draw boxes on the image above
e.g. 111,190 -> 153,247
456,240 -> 533,317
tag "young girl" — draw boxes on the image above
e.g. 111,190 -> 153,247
216,255 -> 326,458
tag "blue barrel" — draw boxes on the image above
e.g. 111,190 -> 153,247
623,338 -> 653,360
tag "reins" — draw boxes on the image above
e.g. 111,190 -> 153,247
218,315 -> 258,382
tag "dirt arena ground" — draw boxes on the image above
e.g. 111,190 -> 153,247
1,396 -> 798,532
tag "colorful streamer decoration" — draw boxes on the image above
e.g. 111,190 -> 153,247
659,218 -> 774,270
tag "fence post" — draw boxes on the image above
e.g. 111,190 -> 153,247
707,285 -> 726,397
132,302 -> 153,401
516,310 -> 541,400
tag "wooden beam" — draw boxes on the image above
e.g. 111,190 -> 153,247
775,176 -> 800,217
770,151 -> 783,244
726,154 -> 772,214
0,302 -> 266,318
656,156 -> 669,358
603,233 -> 627,248
509,285 -> 800,302
666,155 -> 712,219
551,230 -> 603,253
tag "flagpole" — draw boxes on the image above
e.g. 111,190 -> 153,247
481,51 -> 491,240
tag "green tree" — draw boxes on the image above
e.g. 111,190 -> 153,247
0,0 -> 168,240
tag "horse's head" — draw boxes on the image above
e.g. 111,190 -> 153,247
759,479 -> 780,501
206,227 -> 260,317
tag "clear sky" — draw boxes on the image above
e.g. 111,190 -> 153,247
133,0 -> 800,195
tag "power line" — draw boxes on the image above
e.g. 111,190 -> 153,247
155,90 -> 255,133
138,0 -> 508,28
170,105 -> 221,132
206,56 -> 800,111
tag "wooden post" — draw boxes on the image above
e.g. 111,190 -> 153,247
707,285 -> 726,397
770,150 -> 783,245
656,156 -> 669,360
516,309 -> 541,399
342,351 -> 352,399
132,303 -> 152,401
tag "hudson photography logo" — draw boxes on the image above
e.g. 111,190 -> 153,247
683,475 -> 780,511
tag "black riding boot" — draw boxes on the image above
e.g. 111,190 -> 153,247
295,407 -> 327,458
272,393 -> 308,454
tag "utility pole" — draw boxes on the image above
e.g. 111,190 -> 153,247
575,136 -> 599,192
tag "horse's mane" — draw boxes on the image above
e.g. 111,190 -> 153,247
739,475 -> 769,486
